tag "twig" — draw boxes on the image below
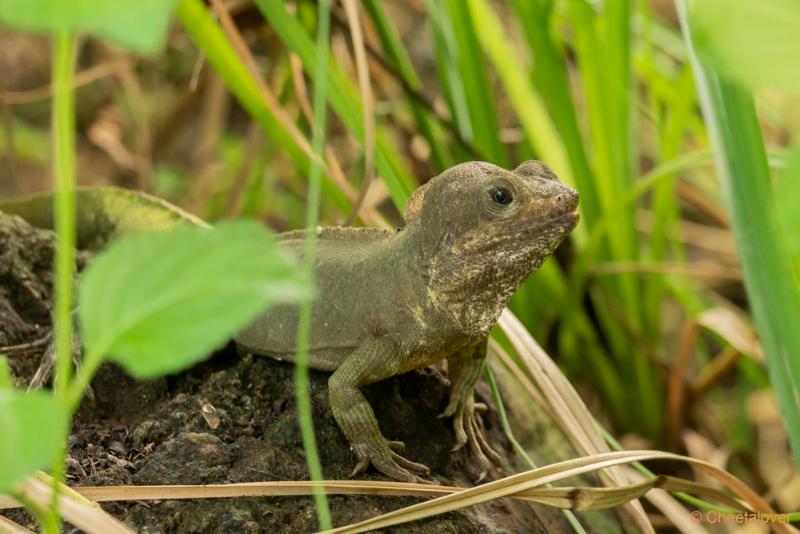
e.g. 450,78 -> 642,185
0,61 -> 121,105
0,332 -> 52,355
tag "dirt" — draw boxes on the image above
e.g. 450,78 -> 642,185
0,211 -> 621,533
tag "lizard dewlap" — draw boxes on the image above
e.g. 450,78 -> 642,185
235,160 -> 579,481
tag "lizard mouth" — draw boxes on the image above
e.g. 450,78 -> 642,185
550,209 -> 580,229
457,209 -> 580,254
510,209 -> 580,235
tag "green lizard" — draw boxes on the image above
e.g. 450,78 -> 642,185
0,160 -> 579,482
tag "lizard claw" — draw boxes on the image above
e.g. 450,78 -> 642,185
437,398 -> 458,419
349,457 -> 371,478
350,437 -> 430,483
445,395 -> 502,479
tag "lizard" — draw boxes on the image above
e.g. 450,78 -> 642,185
0,160 -> 579,482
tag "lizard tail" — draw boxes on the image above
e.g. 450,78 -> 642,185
0,186 -> 209,250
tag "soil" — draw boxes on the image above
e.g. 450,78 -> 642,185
0,210 -> 622,533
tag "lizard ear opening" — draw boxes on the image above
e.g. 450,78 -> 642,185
403,179 -> 431,225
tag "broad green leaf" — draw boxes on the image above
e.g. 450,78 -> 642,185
0,390 -> 68,492
690,0 -> 800,92
777,148 -> 800,267
78,221 -> 312,378
0,0 -> 179,54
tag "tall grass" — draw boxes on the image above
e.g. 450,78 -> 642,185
677,0 -> 800,464
172,0 -> 800,463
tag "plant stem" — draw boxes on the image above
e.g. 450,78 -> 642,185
52,34 -> 77,405
46,30 -> 77,534
294,0 -> 333,530
0,355 -> 12,389
65,346 -> 105,412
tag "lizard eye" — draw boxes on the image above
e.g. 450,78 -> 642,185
489,187 -> 513,205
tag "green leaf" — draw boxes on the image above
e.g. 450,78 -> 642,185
78,221 -> 312,378
679,0 -> 800,464
0,0 -> 179,54
690,0 -> 800,92
777,148 -> 800,267
0,390 -> 68,492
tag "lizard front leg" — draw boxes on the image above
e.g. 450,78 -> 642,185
328,339 -> 430,482
440,338 -> 502,480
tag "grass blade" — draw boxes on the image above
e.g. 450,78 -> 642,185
465,0 -> 570,184
48,29 -> 78,534
442,0 -> 507,165
568,0 -> 660,439
678,0 -> 800,464
255,0 -> 416,210
174,0 -> 350,212
362,0 -> 453,171
294,0 -> 333,528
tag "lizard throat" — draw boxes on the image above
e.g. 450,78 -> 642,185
427,245 -> 549,336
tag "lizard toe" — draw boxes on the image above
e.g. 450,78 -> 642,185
451,412 -> 468,450
349,456 -> 371,478
475,468 -> 488,484
465,423 -> 494,479
349,437 -> 430,482
372,455 -> 428,483
387,440 -> 406,452
477,430 -> 502,465
470,414 -> 502,465
390,451 -> 430,475
437,400 -> 458,419
452,398 -> 502,469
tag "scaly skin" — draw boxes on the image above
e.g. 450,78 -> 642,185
0,160 -> 579,482
238,160 -> 579,480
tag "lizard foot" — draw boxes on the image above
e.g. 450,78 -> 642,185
349,437 -> 430,482
439,396 -> 502,481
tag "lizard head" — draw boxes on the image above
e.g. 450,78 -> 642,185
404,160 -> 579,334
405,160 -> 579,260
